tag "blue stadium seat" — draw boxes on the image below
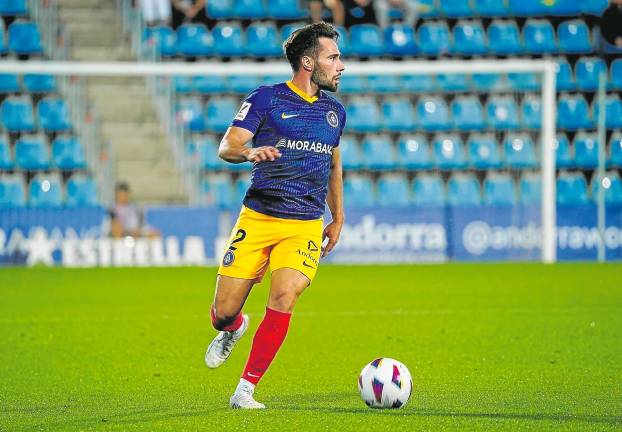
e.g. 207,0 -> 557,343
519,172 -> 541,204
583,0 -> 609,15
412,174 -> 445,206
0,135 -> 12,170
558,20 -> 592,54
471,73 -> 503,91
0,0 -> 28,15
339,135 -> 363,170
367,75 -> 401,93
487,20 -> 522,55
344,175 -> 375,207
440,0 -> 472,17
384,24 -> 417,57
436,73 -> 469,92
200,174 -> 233,209
177,97 -> 206,132
503,134 -> 538,169
1,96 -> 35,132
555,133 -> 574,168
593,95 -> 622,129
575,57 -> 606,91
65,175 -> 98,207
417,96 -> 450,131
417,0 -> 438,18
206,0 -> 233,19
337,75 -> 366,94
473,0 -> 508,16
452,21 -> 487,55
556,59 -> 576,91
401,74 -> 436,92
8,21 -> 43,55
334,25 -> 351,57
191,75 -> 228,94
591,172 -> 622,204
52,135 -> 86,170
377,174 -> 411,207
508,0 -> 546,15
176,23 -> 213,57
15,135 -> 49,170
0,175 -> 26,208
0,25 -> 7,55
557,172 -> 589,205
397,135 -> 432,170
451,96 -> 485,131
346,98 -> 381,133
520,94 -> 542,129
280,23 -> 302,42
266,0 -> 307,19
246,22 -> 281,57
212,23 -> 245,57
447,174 -> 481,205
418,22 -> 451,56
23,74 -> 56,93
261,74 -> 289,87
350,24 -> 384,57
174,76 -> 192,94
609,132 -> 622,168
381,98 -> 416,131
483,173 -> 517,205
611,59 -> 622,90
523,20 -> 557,54
232,0 -> 267,19
205,98 -> 237,133
362,135 -> 397,171
486,96 -> 520,130
145,26 -> 176,57
433,134 -> 467,169
467,133 -> 502,169
29,175 -> 62,208
37,97 -> 72,132
507,72 -> 540,91
228,75 -> 261,94
557,94 -> 593,130
0,74 -> 20,93
233,173 -> 251,206
196,136 -> 228,170
573,133 -> 599,169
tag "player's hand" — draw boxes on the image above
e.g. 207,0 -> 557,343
244,146 -> 282,163
321,220 -> 343,258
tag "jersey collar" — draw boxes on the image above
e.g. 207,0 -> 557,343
286,80 -> 319,104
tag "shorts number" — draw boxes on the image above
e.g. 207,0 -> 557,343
228,229 -> 247,251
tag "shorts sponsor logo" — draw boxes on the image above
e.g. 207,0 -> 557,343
297,248 -> 318,268
222,250 -> 235,266
326,110 -> 339,128
302,261 -> 315,269
308,240 -> 319,251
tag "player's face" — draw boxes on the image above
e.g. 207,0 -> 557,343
311,37 -> 345,92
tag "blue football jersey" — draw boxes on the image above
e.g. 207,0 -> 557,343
231,81 -> 346,220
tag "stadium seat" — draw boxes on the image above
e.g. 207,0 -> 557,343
401,74 -> 435,92
37,97 -> 72,132
339,135 -> 363,170
384,24 -> 417,57
557,94 -> 593,130
418,22 -> 451,56
367,75 -> 401,93
246,22 -> 281,57
486,96 -> 520,130
174,76 -> 192,94
483,173 -> 517,205
487,20 -> 522,55
334,25 -> 352,57
200,174 -> 233,209
507,72 -> 540,91
557,172 -> 589,205
582,0 -> 609,15
520,94 -> 542,129
519,172 -> 542,204
611,59 -> 622,90
417,0 -> 438,18
555,133 -> 574,168
609,132 -> 622,168
452,21 -> 487,56
397,134 -> 433,170
350,24 -> 384,57
0,175 -> 26,208
361,135 -> 397,171
523,20 -> 557,54
206,0 -> 233,19
0,25 -> 6,56
29,174 -> 63,208
593,95 -> 622,129
433,134 -> 467,169
51,135 -> 86,170
547,0 -> 582,15
196,136 -> 228,170
417,96 -> 450,131
229,74 -> 261,94
558,20 -> 592,54
467,133 -> 502,169
573,133 -> 599,169
0,0 -> 28,15
0,135 -> 12,170
266,0 -> 307,19
591,172 -> 622,204
1,96 -> 35,132
65,175 -> 99,207
471,73 -> 503,91
23,74 -> 56,93
344,175 -> 374,207
451,96 -> 485,131
261,74 -> 289,87
145,26 -> 177,57
436,73 -> 469,92
233,173 -> 251,206
447,173 -> 481,205
280,23 -> 302,42
176,23 -> 213,57
440,0 -> 472,17
473,0 -> 508,16
176,97 -> 206,132
503,133 -> 538,169
232,0 -> 267,19
338,75 -> 367,94
205,98 -> 238,133
212,23 -> 245,57
8,21 -> 43,55
192,75 -> 229,94
555,59 -> 576,91
412,174 -> 445,206
346,98 -> 381,133
508,0 -> 546,15
15,135 -> 49,171
377,174 -> 411,207
575,57 -> 607,91
381,98 -> 416,131
0,74 -> 21,93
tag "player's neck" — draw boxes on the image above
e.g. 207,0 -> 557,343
289,75 -> 320,98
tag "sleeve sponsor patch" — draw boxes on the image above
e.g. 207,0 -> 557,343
235,102 -> 252,121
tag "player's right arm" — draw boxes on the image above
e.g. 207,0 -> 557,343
218,126 -> 281,163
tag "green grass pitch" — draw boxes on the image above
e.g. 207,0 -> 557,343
1,264 -> 621,431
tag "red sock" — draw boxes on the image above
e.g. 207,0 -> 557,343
210,305 -> 243,332
241,307 -> 291,385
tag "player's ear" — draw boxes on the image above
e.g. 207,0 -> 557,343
301,55 -> 314,72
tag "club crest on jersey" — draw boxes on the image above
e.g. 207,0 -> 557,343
222,250 -> 235,266
326,110 -> 339,128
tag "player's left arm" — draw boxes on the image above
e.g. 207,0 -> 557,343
322,147 -> 344,258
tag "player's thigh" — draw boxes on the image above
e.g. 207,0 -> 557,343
212,275 -> 255,318
269,220 -> 323,284
268,267 -> 312,313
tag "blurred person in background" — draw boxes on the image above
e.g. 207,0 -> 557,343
600,0 -> 622,49
139,0 -> 172,26
375,0 -> 427,28
171,0 -> 206,29
110,182 -> 159,239
311,0 -> 377,28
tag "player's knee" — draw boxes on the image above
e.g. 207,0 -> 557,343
269,290 -> 299,313
211,304 -> 239,330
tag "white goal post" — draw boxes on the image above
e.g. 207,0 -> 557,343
0,59 -> 557,263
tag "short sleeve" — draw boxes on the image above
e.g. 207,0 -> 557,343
230,87 -> 272,135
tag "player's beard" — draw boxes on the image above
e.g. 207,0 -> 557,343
311,66 -> 338,92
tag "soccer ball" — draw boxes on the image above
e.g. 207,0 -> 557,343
358,358 -> 412,409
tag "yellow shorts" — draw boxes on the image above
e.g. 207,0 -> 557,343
217,206 -> 323,283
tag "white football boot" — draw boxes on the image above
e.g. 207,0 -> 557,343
205,314 -> 249,369
229,379 -> 266,409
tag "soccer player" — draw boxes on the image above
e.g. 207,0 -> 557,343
204,22 -> 346,409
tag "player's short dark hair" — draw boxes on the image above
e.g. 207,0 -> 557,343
283,22 -> 339,72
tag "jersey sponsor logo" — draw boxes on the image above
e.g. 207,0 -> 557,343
274,138 -> 333,155
235,102 -> 252,121
281,113 -> 299,119
326,110 -> 339,128
222,250 -> 235,266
